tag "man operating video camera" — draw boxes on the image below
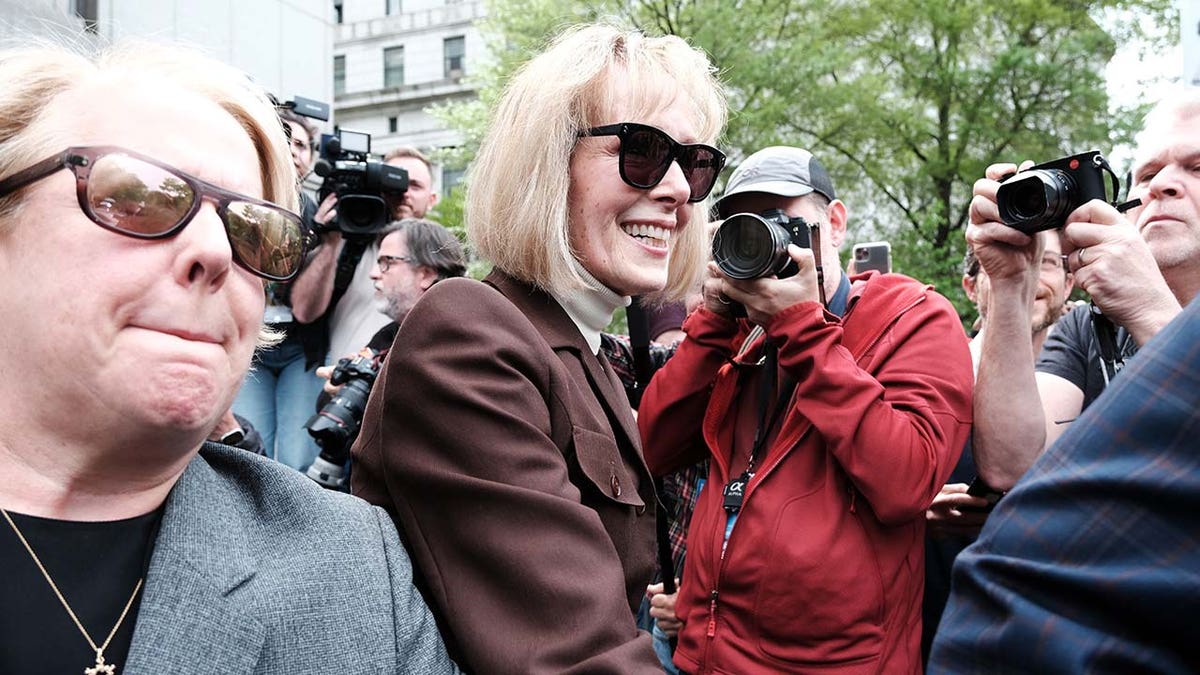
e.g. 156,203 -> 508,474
290,140 -> 441,367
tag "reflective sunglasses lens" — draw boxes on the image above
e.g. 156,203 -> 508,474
679,146 -> 721,201
225,201 -> 305,279
621,127 -> 673,188
86,154 -> 195,235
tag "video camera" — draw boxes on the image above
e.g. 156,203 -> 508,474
314,129 -> 409,236
996,150 -> 1125,234
304,348 -> 382,491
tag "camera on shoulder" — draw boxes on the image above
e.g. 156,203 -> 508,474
314,129 -> 409,237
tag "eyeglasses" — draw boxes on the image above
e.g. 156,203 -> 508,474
0,146 -> 306,281
376,254 -> 415,273
1041,254 -> 1068,272
577,123 -> 725,203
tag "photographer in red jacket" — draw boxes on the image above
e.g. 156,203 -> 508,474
639,146 -> 973,674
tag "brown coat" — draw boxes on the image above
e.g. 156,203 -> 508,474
352,270 -> 662,674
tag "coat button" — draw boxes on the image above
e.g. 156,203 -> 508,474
610,475 -> 622,497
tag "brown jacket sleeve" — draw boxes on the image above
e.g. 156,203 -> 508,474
352,277 -> 661,675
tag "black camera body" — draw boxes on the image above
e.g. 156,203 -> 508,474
996,151 -> 1114,235
713,208 -> 813,280
304,349 -> 382,491
314,129 -> 408,237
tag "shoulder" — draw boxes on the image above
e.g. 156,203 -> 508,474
192,443 -> 389,549
852,272 -> 958,322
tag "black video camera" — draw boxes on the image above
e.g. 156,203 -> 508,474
712,209 -> 814,280
304,349 -> 382,491
314,129 -> 408,237
996,150 -> 1122,235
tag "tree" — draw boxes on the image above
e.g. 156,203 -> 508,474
433,0 -> 1176,322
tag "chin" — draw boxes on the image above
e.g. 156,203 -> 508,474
139,367 -> 229,431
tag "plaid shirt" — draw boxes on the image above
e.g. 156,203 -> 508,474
928,297 -> 1200,674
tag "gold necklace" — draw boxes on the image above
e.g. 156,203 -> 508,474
2,508 -> 144,675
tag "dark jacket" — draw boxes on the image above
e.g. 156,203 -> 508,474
352,270 -> 663,674
640,273 -> 974,674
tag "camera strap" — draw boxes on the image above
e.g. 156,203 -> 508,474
327,237 -> 371,315
723,340 -> 795,514
1089,303 -> 1126,387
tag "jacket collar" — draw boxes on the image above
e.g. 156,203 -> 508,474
485,270 -> 643,460
124,445 -> 266,674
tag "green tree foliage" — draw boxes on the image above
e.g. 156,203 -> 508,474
432,0 -> 1176,323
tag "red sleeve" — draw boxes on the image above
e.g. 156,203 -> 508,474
638,308 -> 742,476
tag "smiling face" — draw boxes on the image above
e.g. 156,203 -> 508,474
1128,112 -> 1200,271
0,76 -> 265,442
567,95 -> 697,297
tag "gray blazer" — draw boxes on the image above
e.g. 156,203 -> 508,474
123,442 -> 457,674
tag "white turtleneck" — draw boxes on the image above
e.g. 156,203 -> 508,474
550,263 -> 630,355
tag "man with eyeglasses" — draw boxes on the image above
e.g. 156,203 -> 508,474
921,230 -> 1073,662
963,91 -> 1200,498
638,146 -> 973,674
316,218 -> 466,388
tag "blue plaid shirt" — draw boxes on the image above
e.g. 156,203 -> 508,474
928,296 -> 1200,673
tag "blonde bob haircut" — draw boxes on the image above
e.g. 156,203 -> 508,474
467,24 -> 726,302
0,36 -> 298,346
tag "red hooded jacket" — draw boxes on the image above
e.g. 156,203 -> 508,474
640,273 -> 973,674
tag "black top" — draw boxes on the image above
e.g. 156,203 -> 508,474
0,508 -> 161,674
1037,306 -> 1138,410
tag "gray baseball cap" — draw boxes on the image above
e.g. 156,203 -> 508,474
715,146 -> 837,216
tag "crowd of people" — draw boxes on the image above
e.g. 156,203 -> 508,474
0,16 -> 1196,675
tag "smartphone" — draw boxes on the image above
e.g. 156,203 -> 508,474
962,476 -> 1003,513
852,241 -> 891,275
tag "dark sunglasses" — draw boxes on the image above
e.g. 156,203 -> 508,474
578,123 -> 725,202
0,146 -> 306,281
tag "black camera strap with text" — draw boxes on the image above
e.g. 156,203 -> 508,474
723,340 -> 795,514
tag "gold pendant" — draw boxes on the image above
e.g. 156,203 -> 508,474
84,650 -> 116,675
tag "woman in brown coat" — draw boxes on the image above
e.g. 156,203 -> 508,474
351,23 -> 726,674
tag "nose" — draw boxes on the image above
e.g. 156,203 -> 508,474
1146,164 -> 1184,200
370,263 -> 383,281
650,158 -> 692,207
172,201 -> 235,289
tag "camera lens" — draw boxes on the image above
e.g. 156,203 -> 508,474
997,169 -> 1077,234
712,213 -> 792,280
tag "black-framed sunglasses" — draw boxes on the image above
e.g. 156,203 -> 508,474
376,254 -> 415,273
0,146 -> 306,281
578,122 -> 725,203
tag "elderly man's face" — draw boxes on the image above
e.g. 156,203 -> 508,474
370,230 -> 436,322
0,78 -> 265,438
1128,113 -> 1200,271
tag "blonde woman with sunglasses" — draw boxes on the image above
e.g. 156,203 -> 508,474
352,23 -> 727,675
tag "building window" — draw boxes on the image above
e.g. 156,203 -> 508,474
73,0 -> 98,33
334,55 -> 346,95
386,0 -> 402,14
334,0 -> 343,24
443,36 -> 465,79
388,117 -> 398,134
384,46 -> 405,88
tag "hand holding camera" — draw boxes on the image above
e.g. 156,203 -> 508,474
707,209 -> 823,325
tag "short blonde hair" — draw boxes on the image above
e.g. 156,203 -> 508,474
1133,88 -> 1200,172
0,36 -> 296,347
467,24 -> 726,301
0,37 -> 297,226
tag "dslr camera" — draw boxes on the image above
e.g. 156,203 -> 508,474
996,150 -> 1121,234
314,129 -> 409,237
304,348 -> 382,491
712,208 -> 814,280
